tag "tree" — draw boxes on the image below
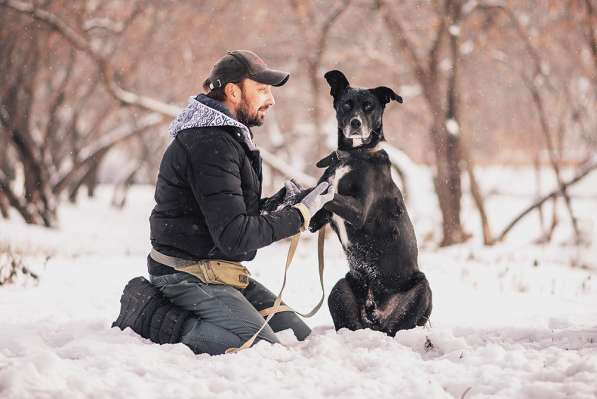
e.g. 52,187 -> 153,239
377,0 -> 471,246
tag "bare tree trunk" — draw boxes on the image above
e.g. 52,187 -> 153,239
0,170 -> 39,224
431,121 -> 468,245
0,26 -> 57,227
462,142 -> 493,245
0,192 -> 9,219
111,162 -> 141,209
446,0 -> 492,245
534,155 -> 546,236
534,196 -> 559,244
85,161 -> 100,198
378,0 -> 469,246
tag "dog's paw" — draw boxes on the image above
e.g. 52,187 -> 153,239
316,152 -> 339,168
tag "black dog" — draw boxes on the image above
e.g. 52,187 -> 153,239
306,70 -> 432,337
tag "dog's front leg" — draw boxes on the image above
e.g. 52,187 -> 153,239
309,209 -> 333,232
324,194 -> 368,229
328,275 -> 366,331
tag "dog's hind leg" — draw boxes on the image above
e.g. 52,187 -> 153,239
328,275 -> 365,332
377,272 -> 432,336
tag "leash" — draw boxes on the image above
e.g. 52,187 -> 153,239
225,226 -> 327,353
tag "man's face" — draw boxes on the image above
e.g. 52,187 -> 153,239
235,79 -> 275,127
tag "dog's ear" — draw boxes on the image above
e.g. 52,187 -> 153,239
316,152 -> 338,168
324,70 -> 350,101
370,86 -> 403,105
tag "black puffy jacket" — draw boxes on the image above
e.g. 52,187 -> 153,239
148,94 -> 303,276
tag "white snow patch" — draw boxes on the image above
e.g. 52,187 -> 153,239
449,25 -> 461,37
0,166 -> 596,398
398,84 -> 421,98
460,39 -> 474,55
446,118 -> 460,136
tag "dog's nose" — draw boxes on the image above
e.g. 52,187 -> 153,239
350,118 -> 361,129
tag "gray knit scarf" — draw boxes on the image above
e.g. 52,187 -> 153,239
168,94 -> 257,151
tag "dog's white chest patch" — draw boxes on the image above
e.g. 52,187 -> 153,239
331,165 -> 351,249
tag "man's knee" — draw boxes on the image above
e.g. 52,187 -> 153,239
268,312 -> 311,341
242,278 -> 311,341
180,318 -> 243,355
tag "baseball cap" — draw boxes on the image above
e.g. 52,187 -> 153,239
203,50 -> 290,91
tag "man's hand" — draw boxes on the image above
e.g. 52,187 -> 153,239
300,182 -> 335,216
283,179 -> 303,202
292,181 -> 334,231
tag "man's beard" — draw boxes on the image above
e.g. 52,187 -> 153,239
236,97 -> 265,127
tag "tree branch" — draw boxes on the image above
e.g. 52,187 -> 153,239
1,0 -> 315,185
376,0 -> 429,89
52,112 -> 165,195
497,161 -> 597,242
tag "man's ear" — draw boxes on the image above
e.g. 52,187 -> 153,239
370,86 -> 403,105
224,82 -> 241,104
324,70 -> 350,101
316,152 -> 338,168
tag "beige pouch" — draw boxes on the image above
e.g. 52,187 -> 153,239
174,260 -> 250,289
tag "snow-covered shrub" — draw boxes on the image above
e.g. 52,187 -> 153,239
0,247 -> 39,286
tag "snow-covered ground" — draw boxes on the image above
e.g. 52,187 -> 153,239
1,166 -> 596,399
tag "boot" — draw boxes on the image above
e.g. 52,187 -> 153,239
112,276 -> 192,344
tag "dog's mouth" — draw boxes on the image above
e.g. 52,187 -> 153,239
343,128 -> 373,148
350,136 -> 365,147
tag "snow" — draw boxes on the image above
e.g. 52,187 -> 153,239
1,166 -> 596,399
446,118 -> 460,137
460,40 -> 475,55
449,25 -> 461,37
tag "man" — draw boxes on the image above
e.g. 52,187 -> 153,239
144,50 -> 334,355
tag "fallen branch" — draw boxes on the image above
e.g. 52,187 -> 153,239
497,161 -> 597,242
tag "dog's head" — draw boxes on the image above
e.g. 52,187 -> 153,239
324,70 -> 403,151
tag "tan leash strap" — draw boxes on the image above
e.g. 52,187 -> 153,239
226,227 -> 327,354
294,224 -> 326,318
226,233 -> 301,353
255,226 -> 327,319
258,305 -> 293,317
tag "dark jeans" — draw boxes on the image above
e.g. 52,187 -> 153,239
149,272 -> 311,355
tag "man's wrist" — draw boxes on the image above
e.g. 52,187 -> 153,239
292,203 -> 311,232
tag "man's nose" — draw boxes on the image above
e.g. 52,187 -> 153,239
265,92 -> 275,107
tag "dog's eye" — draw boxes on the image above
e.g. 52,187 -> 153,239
363,102 -> 373,112
342,102 -> 352,111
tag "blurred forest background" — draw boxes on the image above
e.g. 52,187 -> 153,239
0,0 -> 596,247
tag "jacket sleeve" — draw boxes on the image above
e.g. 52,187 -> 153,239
259,185 -> 287,213
183,133 -> 303,256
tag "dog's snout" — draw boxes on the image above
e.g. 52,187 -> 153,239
350,118 -> 361,129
